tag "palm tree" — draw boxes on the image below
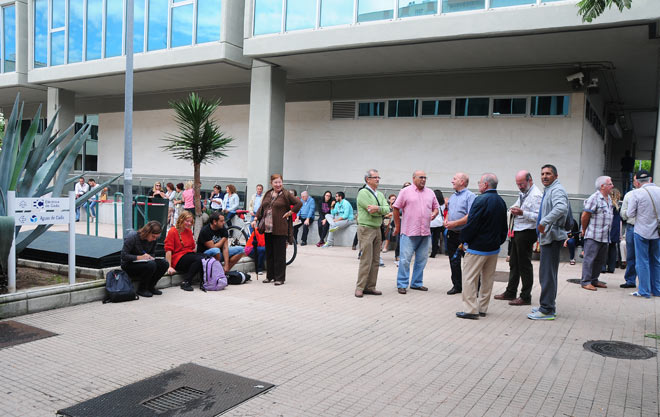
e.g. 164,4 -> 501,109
162,92 -> 233,234
577,0 -> 632,22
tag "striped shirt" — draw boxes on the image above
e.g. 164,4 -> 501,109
583,191 -> 613,243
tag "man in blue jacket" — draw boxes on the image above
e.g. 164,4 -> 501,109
456,173 -> 508,320
294,191 -> 315,246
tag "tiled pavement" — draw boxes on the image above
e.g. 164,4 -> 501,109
1,245 -> 658,417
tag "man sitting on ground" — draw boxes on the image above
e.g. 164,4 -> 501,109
197,212 -> 245,272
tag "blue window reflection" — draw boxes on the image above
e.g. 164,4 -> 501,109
197,0 -> 221,43
455,98 -> 489,116
171,4 -> 193,47
3,5 -> 16,72
441,0 -> 485,13
531,96 -> 570,116
321,0 -> 353,27
68,0 -> 84,63
105,1 -> 123,57
491,0 -> 534,7
399,0 -> 437,18
286,0 -> 316,31
52,0 -> 65,28
358,102 -> 385,117
34,0 -> 48,67
51,30 -> 65,66
148,0 -> 168,50
134,0 -> 145,53
254,0 -> 282,35
358,0 -> 393,22
86,0 -> 103,60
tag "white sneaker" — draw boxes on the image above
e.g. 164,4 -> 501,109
394,260 -> 399,267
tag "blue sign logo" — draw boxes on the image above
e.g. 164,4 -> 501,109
30,214 -> 38,223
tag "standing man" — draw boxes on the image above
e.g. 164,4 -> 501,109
444,172 -> 476,295
620,150 -> 635,193
393,170 -> 439,294
455,174 -> 507,319
580,176 -> 614,291
197,212 -> 245,272
323,192 -> 354,247
87,178 -> 99,222
495,171 -> 542,306
294,191 -> 315,246
625,170 -> 660,298
355,169 -> 390,298
619,175 -> 641,288
248,184 -> 264,222
529,164 -> 569,320
74,176 -> 89,222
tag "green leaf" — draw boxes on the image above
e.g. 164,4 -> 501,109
10,105 -> 42,191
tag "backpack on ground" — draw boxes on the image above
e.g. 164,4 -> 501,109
103,269 -> 138,303
201,257 -> 228,292
226,271 -> 251,285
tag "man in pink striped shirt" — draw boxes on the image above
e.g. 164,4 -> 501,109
393,170 -> 440,294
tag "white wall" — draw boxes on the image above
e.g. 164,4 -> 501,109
579,113 -> 606,195
98,105 -> 249,178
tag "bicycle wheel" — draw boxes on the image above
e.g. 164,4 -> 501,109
286,237 -> 297,265
227,226 -> 248,247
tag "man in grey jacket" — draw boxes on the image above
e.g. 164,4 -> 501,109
529,164 -> 569,320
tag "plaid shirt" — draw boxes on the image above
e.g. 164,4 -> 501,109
583,191 -> 613,243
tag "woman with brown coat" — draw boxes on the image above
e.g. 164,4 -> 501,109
253,174 -> 302,285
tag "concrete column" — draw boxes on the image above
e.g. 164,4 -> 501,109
47,87 -> 75,138
246,60 -> 286,195
653,49 -> 660,179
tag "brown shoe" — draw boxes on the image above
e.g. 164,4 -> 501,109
398,288 -> 407,294
582,284 -> 597,291
355,289 -> 364,298
494,292 -> 515,301
363,289 -> 382,295
508,297 -> 531,306
593,281 -> 608,288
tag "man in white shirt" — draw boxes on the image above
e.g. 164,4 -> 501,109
74,177 -> 89,222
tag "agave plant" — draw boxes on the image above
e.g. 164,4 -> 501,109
0,94 -> 119,283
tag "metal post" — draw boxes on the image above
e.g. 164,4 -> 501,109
123,0 -> 135,234
7,191 -> 16,293
68,191 -> 76,285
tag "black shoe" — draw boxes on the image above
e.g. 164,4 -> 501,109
137,289 -> 153,297
456,312 -> 479,320
620,283 -> 636,288
150,288 -> 163,295
479,312 -> 487,317
300,242 -> 306,246
180,282 -> 193,292
429,254 -> 436,258
447,287 -> 461,295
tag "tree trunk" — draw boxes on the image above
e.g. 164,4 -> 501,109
193,163 -> 203,240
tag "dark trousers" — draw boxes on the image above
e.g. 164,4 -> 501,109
317,215 -> 330,243
265,233 -> 288,282
504,228 -> 537,302
539,240 -> 561,315
602,242 -> 620,272
122,259 -> 169,291
430,226 -> 444,257
175,252 -> 204,284
293,216 -> 313,244
447,230 -> 463,291
581,238 -> 608,285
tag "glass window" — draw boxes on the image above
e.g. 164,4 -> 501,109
388,100 -> 418,117
50,30 -> 65,66
86,0 -> 103,60
492,98 -> 526,115
357,0 -> 393,23
196,0 -> 221,43
321,0 -> 353,27
254,0 -> 283,35
531,96 -> 570,116
171,3 -> 193,47
421,100 -> 451,116
455,98 -> 489,116
148,0 -> 168,50
68,0 -> 84,63
52,0 -> 66,28
490,0 -> 534,7
34,0 -> 48,67
105,1 -> 124,57
3,5 -> 16,72
134,0 -> 145,53
286,0 -> 316,31
441,0 -> 485,13
399,0 -> 437,18
358,102 -> 385,117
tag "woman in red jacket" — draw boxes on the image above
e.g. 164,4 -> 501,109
164,210 -> 203,291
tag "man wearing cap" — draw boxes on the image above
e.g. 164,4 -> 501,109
625,170 -> 660,298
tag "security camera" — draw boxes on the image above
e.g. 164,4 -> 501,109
566,72 -> 585,83
586,78 -> 599,89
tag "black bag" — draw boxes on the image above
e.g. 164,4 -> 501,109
564,202 -> 575,232
226,271 -> 251,285
103,269 -> 139,303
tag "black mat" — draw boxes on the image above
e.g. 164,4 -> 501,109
57,363 -> 274,417
18,231 -> 124,269
0,320 -> 57,349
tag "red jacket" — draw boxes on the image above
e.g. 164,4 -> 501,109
164,227 -> 195,268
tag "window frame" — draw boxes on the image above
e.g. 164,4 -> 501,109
356,100 -> 387,119
454,96 -> 490,118
491,96 -> 529,118
419,97 -> 454,118
169,0 -> 195,48
529,94 -> 571,118
0,3 -> 15,73
386,98 -> 419,118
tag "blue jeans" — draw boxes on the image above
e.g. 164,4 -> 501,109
204,246 -> 243,262
624,224 -> 637,285
566,238 -> 577,260
633,233 -> 660,297
87,201 -> 97,217
396,234 -> 430,288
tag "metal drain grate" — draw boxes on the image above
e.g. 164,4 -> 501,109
142,386 -> 206,413
584,340 -> 657,360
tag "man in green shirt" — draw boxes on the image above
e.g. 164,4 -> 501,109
355,169 -> 391,298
